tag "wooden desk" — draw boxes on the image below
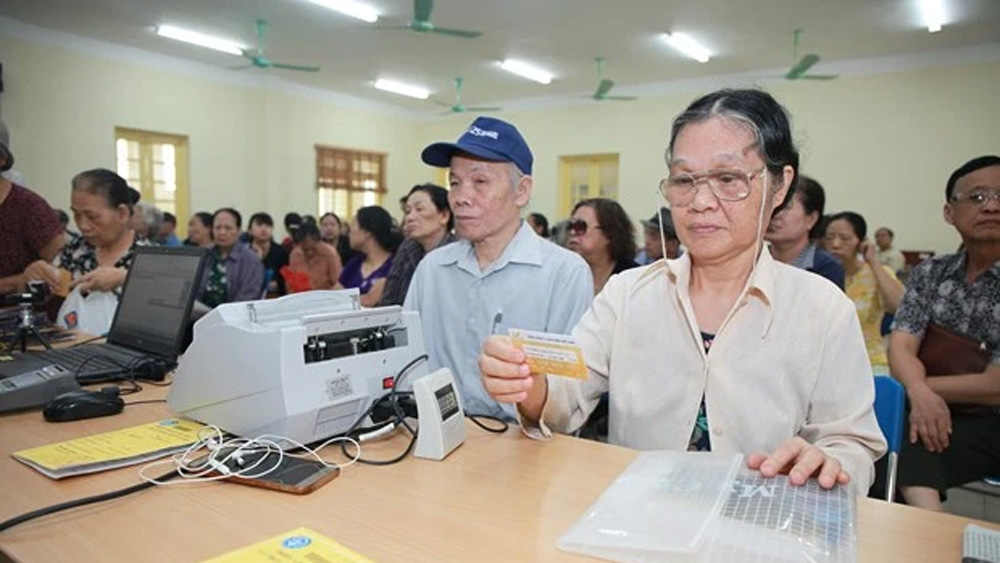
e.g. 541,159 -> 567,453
1,389 -> 996,562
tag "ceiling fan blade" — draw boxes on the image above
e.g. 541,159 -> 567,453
430,26 -> 482,38
594,78 -> 615,99
465,106 -> 502,112
786,53 -> 820,79
270,63 -> 321,72
800,74 -> 838,80
414,0 -> 433,23
603,95 -> 637,101
228,64 -> 255,71
432,99 -> 453,107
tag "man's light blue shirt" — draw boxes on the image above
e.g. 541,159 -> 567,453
404,221 -> 593,420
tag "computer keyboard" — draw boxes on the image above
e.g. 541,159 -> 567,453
42,346 -> 127,376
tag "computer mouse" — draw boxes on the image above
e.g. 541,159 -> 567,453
43,389 -> 125,422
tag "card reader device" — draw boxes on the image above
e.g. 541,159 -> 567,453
413,367 -> 466,460
168,290 -> 428,448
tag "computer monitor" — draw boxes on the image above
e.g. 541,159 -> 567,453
106,245 -> 207,359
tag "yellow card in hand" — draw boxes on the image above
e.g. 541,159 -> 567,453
509,328 -> 588,380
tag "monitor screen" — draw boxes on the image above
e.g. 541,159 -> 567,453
107,246 -> 207,358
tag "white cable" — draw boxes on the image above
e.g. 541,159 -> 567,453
138,428 -> 363,486
357,423 -> 396,443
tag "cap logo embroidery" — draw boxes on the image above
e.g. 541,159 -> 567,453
467,126 -> 499,139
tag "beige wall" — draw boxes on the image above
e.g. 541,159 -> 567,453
0,32 -> 423,236
3,25 -> 998,254
415,61 -> 1000,254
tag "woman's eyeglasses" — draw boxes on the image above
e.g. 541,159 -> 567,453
567,219 -> 600,236
659,166 -> 766,207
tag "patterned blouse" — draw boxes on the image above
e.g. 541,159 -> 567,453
845,261 -> 898,371
54,233 -> 149,292
687,332 -> 715,452
892,252 -> 1000,364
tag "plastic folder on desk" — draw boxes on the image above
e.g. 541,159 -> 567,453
965,524 -> 1000,563
201,527 -> 374,563
12,418 -> 206,479
557,451 -> 858,563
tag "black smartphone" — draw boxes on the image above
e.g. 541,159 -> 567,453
202,447 -> 340,495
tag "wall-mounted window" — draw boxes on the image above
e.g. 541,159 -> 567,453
316,145 -> 386,220
115,127 -> 189,235
558,153 -> 620,217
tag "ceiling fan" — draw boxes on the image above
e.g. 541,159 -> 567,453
433,77 -> 501,114
382,0 -> 482,39
590,57 -> 636,101
236,19 -> 320,73
785,29 -> 837,80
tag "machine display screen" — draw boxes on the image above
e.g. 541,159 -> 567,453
435,383 -> 460,421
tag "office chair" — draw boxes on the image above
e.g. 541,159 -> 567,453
874,375 -> 905,502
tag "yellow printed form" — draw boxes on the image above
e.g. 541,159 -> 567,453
12,418 -> 206,479
509,328 -> 588,380
201,527 -> 375,563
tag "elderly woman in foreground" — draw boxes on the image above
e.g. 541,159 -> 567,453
479,88 -> 886,490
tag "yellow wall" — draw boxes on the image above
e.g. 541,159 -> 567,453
415,61 -> 1000,254
0,32 -> 423,233
3,24 -> 998,254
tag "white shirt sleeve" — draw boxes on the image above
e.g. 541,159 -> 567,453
799,295 -> 886,490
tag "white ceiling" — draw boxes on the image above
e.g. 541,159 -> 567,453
2,0 -> 999,114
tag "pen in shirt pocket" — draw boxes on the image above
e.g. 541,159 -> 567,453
490,309 -> 503,335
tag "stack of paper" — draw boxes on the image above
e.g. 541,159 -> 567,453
12,418 -> 207,479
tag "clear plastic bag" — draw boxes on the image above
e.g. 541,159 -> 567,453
557,453 -> 858,563
557,451 -> 742,562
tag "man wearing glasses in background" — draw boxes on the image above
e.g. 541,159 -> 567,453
404,116 -> 592,421
890,155 -> 1000,511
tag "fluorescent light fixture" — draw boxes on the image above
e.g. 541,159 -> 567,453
306,0 -> 379,23
373,79 -> 430,100
156,25 -> 244,56
662,32 -> 711,63
920,0 -> 944,32
498,59 -> 553,85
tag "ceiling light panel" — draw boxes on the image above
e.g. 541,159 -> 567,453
920,0 -> 945,33
662,32 -> 711,63
156,25 -> 245,56
306,0 -> 379,23
373,79 -> 430,99
498,59 -> 553,84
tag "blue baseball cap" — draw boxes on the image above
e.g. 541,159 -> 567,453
421,116 -> 533,175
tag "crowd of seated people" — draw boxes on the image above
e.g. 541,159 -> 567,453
2,102 -> 996,517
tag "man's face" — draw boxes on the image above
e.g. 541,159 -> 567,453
874,229 -> 892,251
447,154 -> 529,244
945,165 -> 1000,244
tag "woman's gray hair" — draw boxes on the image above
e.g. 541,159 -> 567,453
666,89 -> 800,201
135,202 -> 164,240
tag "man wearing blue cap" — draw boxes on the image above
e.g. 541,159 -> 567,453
404,116 -> 592,420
